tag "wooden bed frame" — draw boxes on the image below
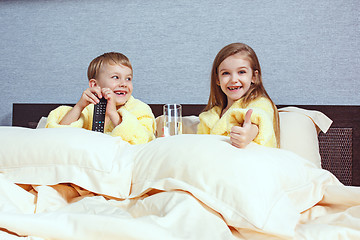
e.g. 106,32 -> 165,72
12,103 -> 360,186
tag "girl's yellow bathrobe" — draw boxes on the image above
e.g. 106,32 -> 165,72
46,96 -> 156,145
197,97 -> 277,148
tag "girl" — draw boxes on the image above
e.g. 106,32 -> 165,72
197,43 -> 280,148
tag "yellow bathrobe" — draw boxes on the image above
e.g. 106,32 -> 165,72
46,96 -> 156,145
197,97 -> 277,148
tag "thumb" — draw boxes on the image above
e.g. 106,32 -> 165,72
243,109 -> 253,127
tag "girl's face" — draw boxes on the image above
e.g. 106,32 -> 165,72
93,63 -> 133,105
217,53 -> 255,108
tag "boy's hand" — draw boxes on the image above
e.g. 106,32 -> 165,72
60,86 -> 102,125
77,86 -> 102,109
230,109 -> 258,148
102,88 -> 122,126
101,88 -> 117,112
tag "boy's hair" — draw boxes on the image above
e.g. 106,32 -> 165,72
205,42 -> 280,147
87,52 -> 132,80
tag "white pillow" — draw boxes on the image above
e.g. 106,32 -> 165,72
155,107 -> 332,167
130,134 -> 339,237
0,127 -> 133,198
278,107 -> 332,168
36,116 -> 48,128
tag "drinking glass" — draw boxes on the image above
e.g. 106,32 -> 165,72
163,104 -> 182,136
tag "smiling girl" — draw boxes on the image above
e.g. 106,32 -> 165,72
46,52 -> 156,144
197,43 -> 280,148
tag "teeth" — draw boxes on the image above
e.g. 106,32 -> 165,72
228,86 -> 241,90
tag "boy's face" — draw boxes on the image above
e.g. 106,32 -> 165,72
94,63 -> 133,106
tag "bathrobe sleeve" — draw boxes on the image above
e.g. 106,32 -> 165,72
197,106 -> 221,135
45,105 -> 93,130
196,97 -> 277,147
227,98 -> 276,147
45,97 -> 156,145
109,97 -> 156,144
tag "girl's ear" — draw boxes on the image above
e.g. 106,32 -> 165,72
252,70 -> 259,83
89,79 -> 97,88
216,79 -> 220,86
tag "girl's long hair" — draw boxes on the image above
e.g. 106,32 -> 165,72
204,43 -> 280,147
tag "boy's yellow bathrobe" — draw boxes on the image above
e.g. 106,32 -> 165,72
197,97 -> 277,148
46,96 -> 156,145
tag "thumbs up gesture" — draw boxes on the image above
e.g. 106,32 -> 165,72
230,109 -> 259,148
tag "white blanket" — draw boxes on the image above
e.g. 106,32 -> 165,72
0,127 -> 359,240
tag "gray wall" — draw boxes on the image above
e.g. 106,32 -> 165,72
1,0 -> 359,126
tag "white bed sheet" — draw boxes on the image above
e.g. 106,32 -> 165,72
0,128 -> 359,240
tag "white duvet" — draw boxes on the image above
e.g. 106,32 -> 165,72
0,127 -> 359,240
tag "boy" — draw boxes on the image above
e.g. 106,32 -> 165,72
46,52 -> 156,144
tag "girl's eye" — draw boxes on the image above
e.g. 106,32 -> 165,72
126,77 -> 132,81
239,70 -> 246,74
221,72 -> 229,75
112,76 -> 119,79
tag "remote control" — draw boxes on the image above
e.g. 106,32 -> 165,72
92,98 -> 107,132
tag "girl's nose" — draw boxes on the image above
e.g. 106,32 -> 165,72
230,73 -> 239,82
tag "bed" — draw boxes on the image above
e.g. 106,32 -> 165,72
11,103 -> 360,186
0,103 -> 359,240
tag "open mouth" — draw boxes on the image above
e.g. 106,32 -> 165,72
228,86 -> 242,91
114,90 -> 127,96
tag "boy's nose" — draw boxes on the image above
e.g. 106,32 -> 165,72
118,79 -> 127,87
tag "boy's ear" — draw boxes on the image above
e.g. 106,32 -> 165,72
89,79 -> 97,88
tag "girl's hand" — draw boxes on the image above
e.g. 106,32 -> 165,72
230,109 -> 258,148
102,88 -> 122,126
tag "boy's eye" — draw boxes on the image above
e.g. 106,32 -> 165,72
112,76 -> 119,79
239,70 -> 246,74
126,77 -> 132,81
